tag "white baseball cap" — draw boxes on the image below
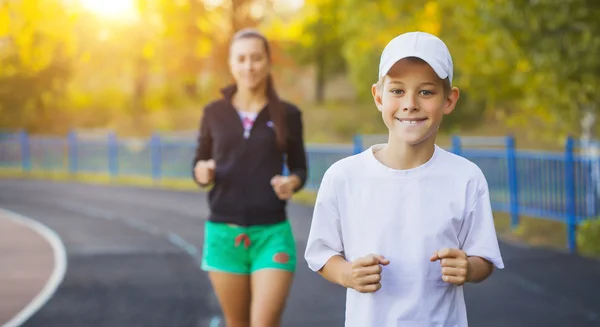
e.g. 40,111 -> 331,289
378,31 -> 453,85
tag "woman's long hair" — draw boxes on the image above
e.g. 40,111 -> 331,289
231,28 -> 287,151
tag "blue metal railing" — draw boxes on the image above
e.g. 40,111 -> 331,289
0,130 -> 354,194
1,130 -> 598,253
353,134 -> 600,254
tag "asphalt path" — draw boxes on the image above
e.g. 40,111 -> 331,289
1,179 -> 599,327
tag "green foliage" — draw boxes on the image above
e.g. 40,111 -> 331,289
0,0 -> 77,132
284,0 -> 345,73
1,0 -> 599,141
289,0 -> 600,138
483,0 -> 600,135
577,218 -> 600,257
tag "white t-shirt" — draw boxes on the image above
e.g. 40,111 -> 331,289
304,144 -> 504,327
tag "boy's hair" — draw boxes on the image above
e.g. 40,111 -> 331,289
377,32 -> 454,96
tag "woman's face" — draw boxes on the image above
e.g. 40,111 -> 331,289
229,37 -> 271,91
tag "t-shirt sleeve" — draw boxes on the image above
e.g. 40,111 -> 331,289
304,167 -> 344,272
459,177 -> 505,269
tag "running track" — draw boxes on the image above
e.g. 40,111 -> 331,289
1,179 -> 599,327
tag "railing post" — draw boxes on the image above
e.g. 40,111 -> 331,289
564,136 -> 577,254
506,135 -> 520,230
108,132 -> 119,177
19,130 -> 31,172
150,133 -> 162,181
353,134 -> 362,155
451,135 -> 461,155
68,130 -> 78,174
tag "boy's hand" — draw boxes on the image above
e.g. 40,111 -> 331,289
346,254 -> 390,293
270,175 -> 295,200
194,159 -> 216,185
430,248 -> 469,286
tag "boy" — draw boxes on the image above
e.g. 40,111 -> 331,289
304,31 -> 504,326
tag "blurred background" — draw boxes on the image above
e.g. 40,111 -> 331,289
0,0 -> 598,143
1,0 -> 598,252
1,0 -> 600,326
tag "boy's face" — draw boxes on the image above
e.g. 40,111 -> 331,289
371,58 -> 459,146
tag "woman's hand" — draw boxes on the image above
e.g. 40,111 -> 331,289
194,159 -> 216,185
270,174 -> 300,200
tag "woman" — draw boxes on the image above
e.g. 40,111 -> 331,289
192,28 -> 308,327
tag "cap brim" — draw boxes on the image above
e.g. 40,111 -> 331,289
380,54 -> 448,81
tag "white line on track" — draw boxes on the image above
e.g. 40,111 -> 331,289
0,208 -> 68,327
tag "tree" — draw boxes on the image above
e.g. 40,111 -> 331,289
282,0 -> 346,103
0,0 -> 77,132
489,0 -> 600,136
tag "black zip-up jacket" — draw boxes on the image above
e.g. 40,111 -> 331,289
192,85 -> 308,226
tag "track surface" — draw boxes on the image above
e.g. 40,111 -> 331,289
1,179 -> 599,327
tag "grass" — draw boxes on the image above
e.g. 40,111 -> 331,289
0,168 -> 199,192
495,213 -> 600,260
493,212 -> 568,251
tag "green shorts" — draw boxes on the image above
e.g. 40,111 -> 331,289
201,220 -> 297,274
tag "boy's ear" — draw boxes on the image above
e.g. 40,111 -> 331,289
443,87 -> 460,115
371,83 -> 383,112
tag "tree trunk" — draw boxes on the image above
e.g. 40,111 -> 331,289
314,14 -> 326,104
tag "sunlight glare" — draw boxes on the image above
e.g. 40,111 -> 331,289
202,0 -> 304,12
79,0 -> 138,19
203,0 -> 224,10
